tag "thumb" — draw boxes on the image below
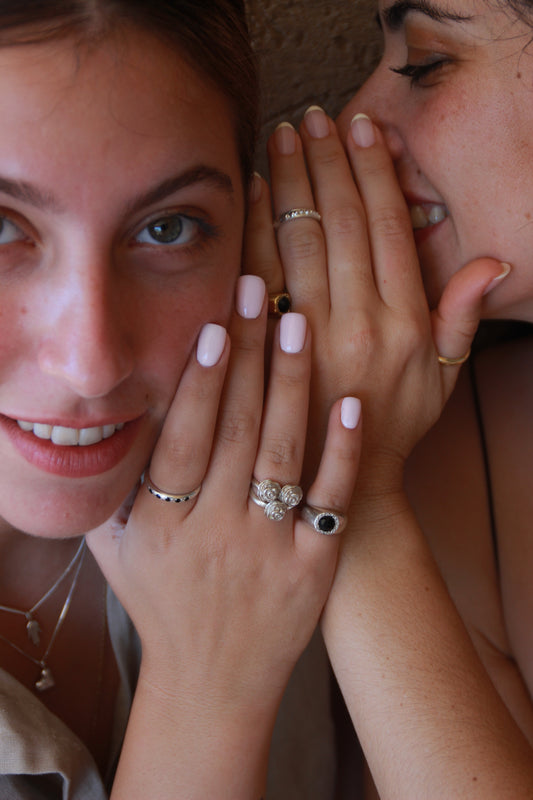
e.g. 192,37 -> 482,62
431,258 -> 510,383
85,483 -> 138,591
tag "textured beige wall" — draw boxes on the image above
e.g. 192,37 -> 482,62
245,0 -> 381,174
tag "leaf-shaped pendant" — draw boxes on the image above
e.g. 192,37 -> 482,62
26,619 -> 41,646
35,666 -> 55,692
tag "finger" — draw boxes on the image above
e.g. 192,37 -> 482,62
300,106 -> 375,314
267,121 -> 328,307
296,396 -> 362,557
206,275 -> 268,492
432,258 -> 511,390
243,173 -> 285,294
344,113 -> 425,310
252,312 -> 311,490
143,322 -> 230,507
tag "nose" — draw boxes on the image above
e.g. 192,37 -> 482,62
38,260 -> 134,399
337,60 -> 405,161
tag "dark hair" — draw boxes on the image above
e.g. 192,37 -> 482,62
0,0 -> 259,183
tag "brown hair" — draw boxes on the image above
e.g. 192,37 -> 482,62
0,0 -> 259,183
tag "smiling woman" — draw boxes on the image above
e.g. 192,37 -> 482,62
243,0 -> 533,796
0,2 -> 363,800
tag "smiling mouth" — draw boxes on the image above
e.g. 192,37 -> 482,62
410,203 -> 447,230
16,420 -> 125,446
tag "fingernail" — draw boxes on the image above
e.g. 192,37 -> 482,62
304,105 -> 330,139
483,262 -> 511,295
236,274 -> 265,319
250,172 -> 262,204
341,397 -> 361,429
280,312 -> 307,353
197,323 -> 226,367
275,121 -> 296,155
351,113 -> 375,148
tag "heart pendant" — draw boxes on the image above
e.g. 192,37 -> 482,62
35,666 -> 55,692
26,619 -> 41,646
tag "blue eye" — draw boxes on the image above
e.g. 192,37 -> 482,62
0,216 -> 26,245
135,214 -> 199,246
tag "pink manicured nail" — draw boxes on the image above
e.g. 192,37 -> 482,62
304,105 -> 330,139
275,121 -> 296,155
280,313 -> 307,353
196,323 -> 226,367
351,113 -> 375,148
236,274 -> 265,319
483,262 -> 511,295
341,397 -> 361,429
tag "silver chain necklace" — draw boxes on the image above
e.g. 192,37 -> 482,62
0,538 -> 86,691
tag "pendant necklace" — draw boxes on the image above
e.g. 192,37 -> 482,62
0,537 -> 86,691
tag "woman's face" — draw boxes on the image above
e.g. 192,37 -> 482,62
0,29 -> 244,537
338,0 -> 533,319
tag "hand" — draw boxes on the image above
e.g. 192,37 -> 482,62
87,274 -> 360,717
245,110 -> 507,494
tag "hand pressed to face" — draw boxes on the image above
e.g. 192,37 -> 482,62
88,276 -> 361,717
250,107 -> 506,492
0,30 -> 244,537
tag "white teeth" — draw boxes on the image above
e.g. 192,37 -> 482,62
16,420 -> 124,446
410,203 -> 447,230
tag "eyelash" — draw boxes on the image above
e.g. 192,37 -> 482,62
390,59 -> 448,87
133,212 -> 220,251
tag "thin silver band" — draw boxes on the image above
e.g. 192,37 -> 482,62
144,473 -> 201,504
274,208 -> 322,230
300,504 -> 346,535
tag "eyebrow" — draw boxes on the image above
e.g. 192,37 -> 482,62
380,1 -> 472,31
0,165 -> 235,216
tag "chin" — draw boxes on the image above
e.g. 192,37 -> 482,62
0,479 -> 139,539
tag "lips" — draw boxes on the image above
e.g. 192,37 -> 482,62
1,414 -> 143,477
17,419 -> 124,446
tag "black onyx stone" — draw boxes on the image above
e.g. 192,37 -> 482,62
318,514 -> 336,533
277,295 -> 291,314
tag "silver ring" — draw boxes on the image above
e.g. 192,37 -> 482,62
249,478 -> 303,521
274,208 -> 321,230
144,473 -> 201,504
300,504 -> 346,535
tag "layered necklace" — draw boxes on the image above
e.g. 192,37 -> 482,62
0,537 -> 86,691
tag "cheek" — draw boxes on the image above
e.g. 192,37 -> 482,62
140,264 -> 238,406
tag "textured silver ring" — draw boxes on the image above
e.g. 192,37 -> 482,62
144,473 -> 201,504
300,504 -> 346,535
249,478 -> 303,521
274,208 -> 322,230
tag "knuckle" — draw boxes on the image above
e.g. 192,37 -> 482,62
371,205 -> 411,244
262,433 -> 300,469
322,205 -> 364,239
279,223 -> 324,263
161,437 -> 197,468
218,408 -> 256,444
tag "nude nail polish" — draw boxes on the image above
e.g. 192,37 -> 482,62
275,121 -> 296,155
304,105 -> 330,139
280,313 -> 307,353
341,397 -> 362,429
351,113 -> 375,148
236,275 -> 265,319
197,323 -> 226,367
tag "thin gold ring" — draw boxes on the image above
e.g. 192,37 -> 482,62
437,347 -> 471,367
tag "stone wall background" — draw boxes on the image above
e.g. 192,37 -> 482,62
244,0 -> 381,175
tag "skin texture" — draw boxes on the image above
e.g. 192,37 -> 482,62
0,26 -> 362,800
0,29 -> 244,540
338,0 -> 533,320
244,1 -> 533,797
